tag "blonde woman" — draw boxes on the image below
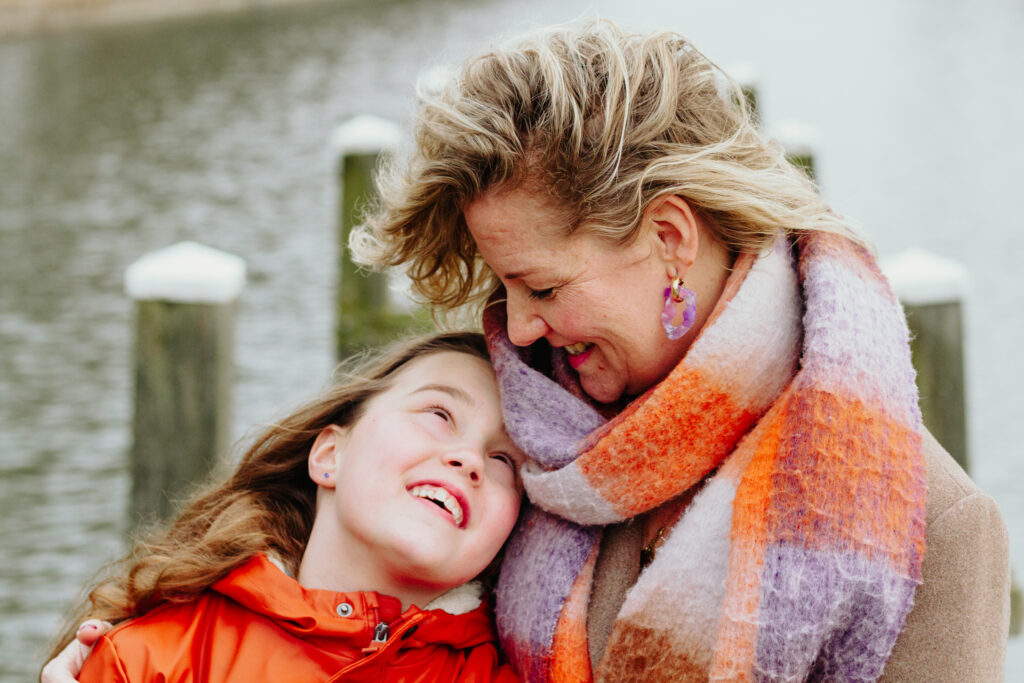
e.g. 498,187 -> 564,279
353,20 -> 1009,682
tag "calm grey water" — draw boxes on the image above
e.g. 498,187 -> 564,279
2,0 -> 1022,679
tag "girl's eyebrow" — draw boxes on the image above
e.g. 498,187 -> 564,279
410,383 -> 475,407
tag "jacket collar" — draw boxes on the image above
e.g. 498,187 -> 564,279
211,554 -> 497,649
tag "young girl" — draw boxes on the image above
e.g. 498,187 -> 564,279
44,331 -> 523,682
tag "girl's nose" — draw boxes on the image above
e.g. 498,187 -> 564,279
444,449 -> 482,483
506,291 -> 550,347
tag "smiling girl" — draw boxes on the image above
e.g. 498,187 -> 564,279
44,332 -> 522,682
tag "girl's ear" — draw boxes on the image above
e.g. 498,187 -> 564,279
643,194 -> 701,276
308,425 -> 348,489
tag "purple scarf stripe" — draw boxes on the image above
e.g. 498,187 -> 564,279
495,506 -> 601,677
755,545 -> 919,681
485,305 -> 606,468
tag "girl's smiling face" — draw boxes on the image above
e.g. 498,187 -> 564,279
304,351 -> 524,599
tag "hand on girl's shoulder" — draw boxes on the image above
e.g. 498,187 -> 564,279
40,620 -> 112,683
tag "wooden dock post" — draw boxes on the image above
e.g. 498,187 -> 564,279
729,62 -> 761,128
883,249 -> 1022,634
124,241 -> 245,526
1013,570 -> 1024,636
883,249 -> 970,471
772,120 -> 820,182
330,114 -> 428,360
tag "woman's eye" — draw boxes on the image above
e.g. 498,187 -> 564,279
528,287 -> 556,301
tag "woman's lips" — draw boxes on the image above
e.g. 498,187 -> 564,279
565,342 -> 593,370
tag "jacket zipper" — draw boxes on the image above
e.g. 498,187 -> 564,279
331,613 -> 428,681
361,605 -> 389,654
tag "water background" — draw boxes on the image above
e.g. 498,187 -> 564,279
2,0 -> 1022,679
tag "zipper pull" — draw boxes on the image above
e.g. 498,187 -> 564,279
361,620 -> 390,655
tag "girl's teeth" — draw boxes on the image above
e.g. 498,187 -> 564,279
410,485 -> 464,526
565,342 -> 589,355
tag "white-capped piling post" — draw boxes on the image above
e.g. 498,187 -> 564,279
1013,570 -> 1023,636
330,115 -> 428,359
729,62 -> 761,129
772,120 -> 820,182
417,63 -> 455,97
882,249 -> 970,471
125,242 -> 245,526
884,250 -> 1022,635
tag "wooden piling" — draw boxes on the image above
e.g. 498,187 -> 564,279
729,62 -> 761,129
124,242 -> 245,526
883,249 -> 970,471
330,114 -> 430,359
1012,569 -> 1023,636
417,64 -> 455,96
772,120 -> 820,182
883,249 -> 1022,635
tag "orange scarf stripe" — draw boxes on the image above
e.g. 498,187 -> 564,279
549,548 -> 598,683
600,620 -> 720,681
767,389 -> 926,565
727,388 -> 926,567
712,546 -> 767,681
710,405 -> 786,677
578,368 -> 758,516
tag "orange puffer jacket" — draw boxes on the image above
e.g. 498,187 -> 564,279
77,554 -> 518,682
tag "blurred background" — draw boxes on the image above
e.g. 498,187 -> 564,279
1,0 -> 1021,679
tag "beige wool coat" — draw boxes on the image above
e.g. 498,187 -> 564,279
586,428 -> 1010,681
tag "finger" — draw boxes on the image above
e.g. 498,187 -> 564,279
75,619 -> 113,647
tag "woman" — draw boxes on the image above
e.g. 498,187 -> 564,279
352,19 -> 1009,682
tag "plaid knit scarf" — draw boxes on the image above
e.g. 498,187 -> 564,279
486,232 -> 927,682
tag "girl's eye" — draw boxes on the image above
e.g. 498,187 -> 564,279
528,286 -> 556,301
490,452 -> 516,470
427,405 -> 454,424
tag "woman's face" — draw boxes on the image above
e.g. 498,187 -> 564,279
466,186 -> 687,404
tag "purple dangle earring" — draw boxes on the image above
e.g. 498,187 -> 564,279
661,276 -> 697,340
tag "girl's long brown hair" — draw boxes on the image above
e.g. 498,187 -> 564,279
47,331 -> 489,659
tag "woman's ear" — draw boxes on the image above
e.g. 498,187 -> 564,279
644,194 -> 700,274
308,425 -> 347,489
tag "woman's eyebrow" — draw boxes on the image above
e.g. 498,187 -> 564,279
410,383 -> 475,406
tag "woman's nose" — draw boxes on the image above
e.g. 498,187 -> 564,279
506,292 -> 549,347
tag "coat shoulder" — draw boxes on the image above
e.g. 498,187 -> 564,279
880,428 -> 1009,683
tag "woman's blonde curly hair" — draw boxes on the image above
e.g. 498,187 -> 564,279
352,19 -> 859,314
